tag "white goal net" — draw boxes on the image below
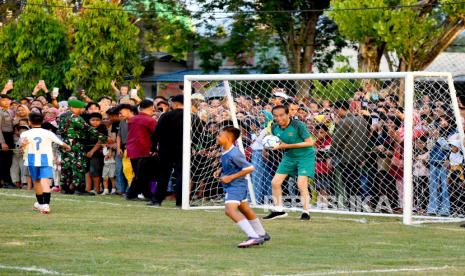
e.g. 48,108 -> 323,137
182,72 -> 465,225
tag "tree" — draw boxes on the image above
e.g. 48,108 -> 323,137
66,0 -> 144,99
0,0 -> 70,99
0,0 -> 24,25
329,0 -> 387,73
195,0 -> 346,73
126,0 -> 195,61
330,0 -> 465,72
196,26 -> 226,73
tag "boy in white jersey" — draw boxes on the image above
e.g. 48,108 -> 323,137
21,112 -> 71,214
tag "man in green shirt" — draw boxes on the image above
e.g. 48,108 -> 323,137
263,105 -> 315,221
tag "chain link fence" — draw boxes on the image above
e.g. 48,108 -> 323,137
184,73 -> 465,222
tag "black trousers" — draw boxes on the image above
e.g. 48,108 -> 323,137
126,157 -> 156,199
154,159 -> 182,206
338,162 -> 361,198
0,132 -> 14,184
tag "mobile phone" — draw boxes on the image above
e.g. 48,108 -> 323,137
52,87 -> 59,98
130,89 -> 137,98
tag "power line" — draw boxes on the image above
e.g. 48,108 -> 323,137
14,1 -> 465,18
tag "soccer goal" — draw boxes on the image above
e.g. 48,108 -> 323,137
182,72 -> 465,225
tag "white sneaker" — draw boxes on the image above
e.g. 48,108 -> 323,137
317,202 -> 329,210
101,190 -> 109,195
40,204 -> 50,214
33,202 -> 41,211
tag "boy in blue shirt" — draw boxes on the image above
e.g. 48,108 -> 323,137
217,126 -> 270,248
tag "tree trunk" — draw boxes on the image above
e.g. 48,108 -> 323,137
300,13 -> 319,73
358,37 -> 385,72
412,20 -> 465,70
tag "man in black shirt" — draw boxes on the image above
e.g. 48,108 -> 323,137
149,95 -> 184,206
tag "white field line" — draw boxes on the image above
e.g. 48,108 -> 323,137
318,216 -> 370,224
266,265 -> 452,276
0,264 -> 89,276
0,192 -> 180,210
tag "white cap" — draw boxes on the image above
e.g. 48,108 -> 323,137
192,93 -> 205,101
58,101 -> 68,108
448,139 -> 462,149
273,91 -> 290,100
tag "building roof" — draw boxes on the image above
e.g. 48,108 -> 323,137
425,52 -> 465,77
141,69 -> 268,82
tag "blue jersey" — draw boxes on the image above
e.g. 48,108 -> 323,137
221,146 -> 253,187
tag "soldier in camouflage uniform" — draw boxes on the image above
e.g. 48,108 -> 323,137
58,100 -> 106,193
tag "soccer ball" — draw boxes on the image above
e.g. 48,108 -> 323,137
262,135 -> 281,149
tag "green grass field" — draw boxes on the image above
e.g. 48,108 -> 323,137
1,189 -> 465,276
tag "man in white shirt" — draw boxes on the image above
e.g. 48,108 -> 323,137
21,112 -> 71,214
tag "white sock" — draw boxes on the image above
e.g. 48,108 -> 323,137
104,189 -> 109,193
302,210 -> 309,214
237,219 -> 259,238
275,206 -> 284,212
249,218 -> 266,236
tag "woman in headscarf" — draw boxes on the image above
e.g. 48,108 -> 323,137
13,105 -> 30,125
43,107 -> 59,129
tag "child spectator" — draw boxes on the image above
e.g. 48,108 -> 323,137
314,124 -> 332,209
447,140 -> 464,216
86,112 -> 106,194
102,146 -> 116,195
413,136 -> 430,213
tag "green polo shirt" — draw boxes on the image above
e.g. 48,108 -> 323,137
272,119 -> 315,159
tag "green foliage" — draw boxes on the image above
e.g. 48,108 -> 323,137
66,0 -> 144,99
313,16 -> 350,73
329,0 -> 387,43
196,27 -> 226,73
330,0 -> 465,71
311,55 -> 358,101
127,0 -> 195,61
196,0 -> 345,74
0,0 -> 70,99
311,79 -> 360,102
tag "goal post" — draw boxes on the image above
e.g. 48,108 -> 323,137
182,72 -> 465,225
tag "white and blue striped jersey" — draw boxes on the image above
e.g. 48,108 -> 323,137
20,128 -> 64,167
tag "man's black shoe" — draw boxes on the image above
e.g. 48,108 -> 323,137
75,191 -> 94,196
146,200 -> 162,206
124,195 -> 139,201
3,183 -> 17,189
263,211 -> 288,220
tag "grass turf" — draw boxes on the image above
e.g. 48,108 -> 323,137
0,189 -> 465,275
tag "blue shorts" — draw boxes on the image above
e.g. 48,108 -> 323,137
224,185 -> 248,204
28,166 -> 53,181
